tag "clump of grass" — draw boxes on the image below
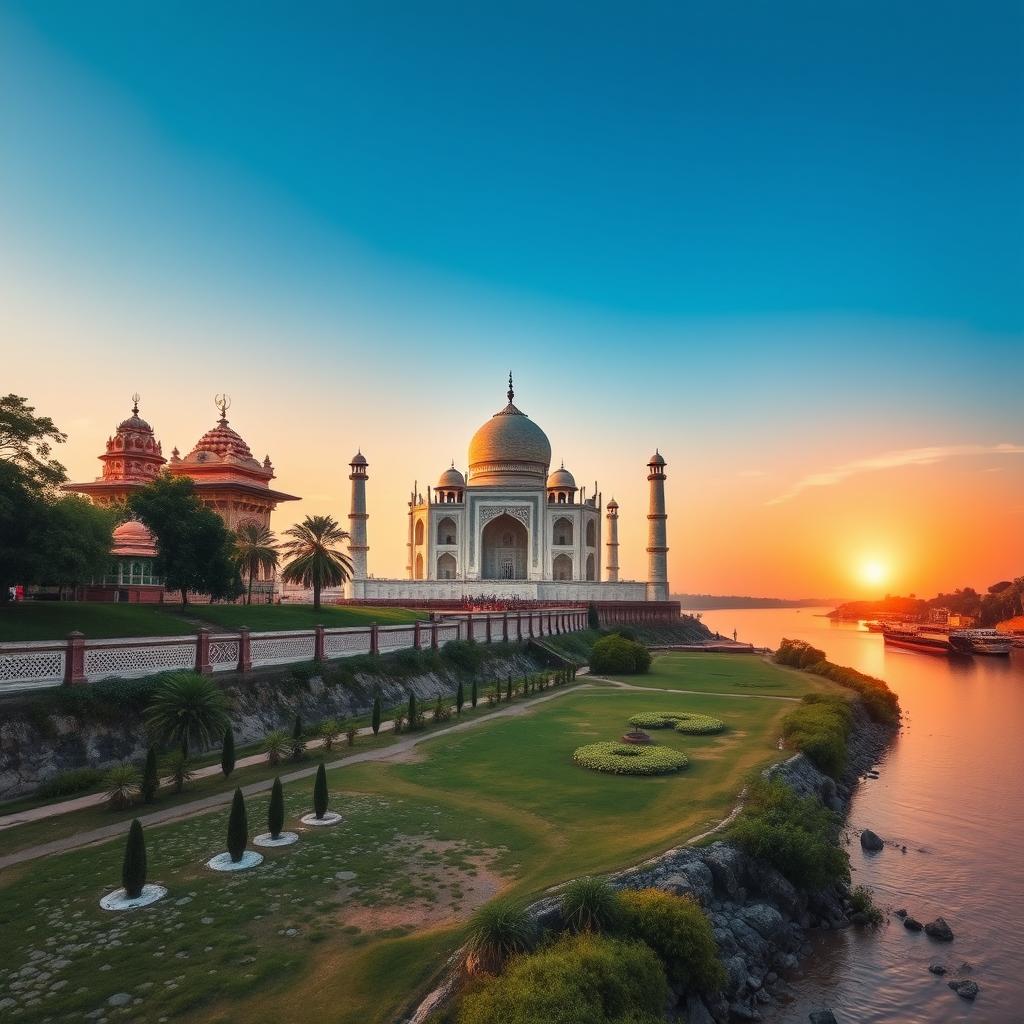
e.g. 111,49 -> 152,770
464,898 -> 538,975
849,884 -> 883,925
560,876 -> 623,933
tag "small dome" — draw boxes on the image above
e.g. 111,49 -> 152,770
607,497 -> 619,510
115,396 -> 154,436
350,451 -> 368,467
438,463 -> 465,488
113,520 -> 152,543
546,464 -> 576,490
648,450 -> 666,467
111,519 -> 158,557
188,417 -> 255,462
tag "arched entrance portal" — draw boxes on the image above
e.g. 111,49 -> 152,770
481,514 -> 528,580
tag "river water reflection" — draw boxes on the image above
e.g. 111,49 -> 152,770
697,607 -> 1024,1024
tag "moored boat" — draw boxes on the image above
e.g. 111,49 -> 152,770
881,623 -> 954,656
864,620 -> 884,632
949,629 -> 1013,656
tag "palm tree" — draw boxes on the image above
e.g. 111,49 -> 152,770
233,522 -> 279,605
144,672 -> 231,755
279,514 -> 353,610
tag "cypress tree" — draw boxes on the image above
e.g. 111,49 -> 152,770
221,726 -> 236,778
408,691 -> 418,729
313,763 -> 328,820
506,675 -> 512,701
227,787 -> 248,862
267,777 -> 284,839
471,678 -> 478,708
291,714 -> 304,760
456,680 -> 465,715
371,694 -> 382,736
141,746 -> 159,804
122,818 -> 147,899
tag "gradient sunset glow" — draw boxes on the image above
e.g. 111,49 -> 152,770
2,4 -> 1021,600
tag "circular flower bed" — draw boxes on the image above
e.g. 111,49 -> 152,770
572,742 -> 689,775
627,711 -> 726,735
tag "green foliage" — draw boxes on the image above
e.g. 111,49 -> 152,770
456,679 -> 465,715
458,932 -> 667,1024
129,475 -> 241,605
33,497 -> 118,590
371,694 -> 382,736
103,763 -> 140,810
232,521 -> 279,605
727,778 -> 849,890
588,602 -> 601,631
781,695 -> 851,777
160,750 -> 194,794
433,695 -> 452,723
290,714 -> 305,760
345,723 -> 358,746
121,819 -> 147,899
590,634 -> 651,675
141,747 -> 160,804
264,729 -> 290,765
560,876 -> 623,934
774,638 -> 827,669
313,762 -> 329,819
465,898 -> 538,974
279,514 -> 353,610
444,639 -> 484,674
618,888 -> 726,992
849,885 -> 883,926
221,727 -> 236,778
471,678 -> 478,708
573,742 -> 689,776
36,767 -> 103,800
505,676 -> 513,701
267,777 -> 284,839
226,787 -> 248,862
319,717 -> 342,750
627,711 -> 725,735
143,671 -> 230,755
407,691 -> 421,729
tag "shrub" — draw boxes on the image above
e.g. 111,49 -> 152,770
319,718 -> 341,750
726,778 -> 849,890
160,750 -> 194,794
588,602 -> 601,631
457,932 -> 667,1024
37,767 -> 103,800
121,819 -> 147,899
506,676 -> 513,701
371,694 -> 382,736
628,711 -> 725,735
393,710 -> 407,734
849,884 -> 883,925
221,726 -> 236,778
104,763 -> 141,810
465,898 -> 538,975
227,787 -> 248,862
143,671 -> 230,755
264,729 -> 290,766
774,638 -> 826,669
456,680 -> 465,715
560,876 -> 623,933
573,742 -> 689,776
487,686 -> 499,707
433,696 -> 452,723
313,762 -> 328,819
267,777 -> 284,839
619,888 -> 726,992
408,692 -> 419,730
290,714 -> 305,761
345,723 -> 358,746
444,639 -> 484,674
590,635 -> 651,675
140,748 -> 160,804
781,696 -> 851,778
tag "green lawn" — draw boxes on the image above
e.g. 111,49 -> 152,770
0,655 -> 835,1024
605,651 -> 834,698
0,602 -> 426,642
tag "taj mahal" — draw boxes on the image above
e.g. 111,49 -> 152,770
348,376 -> 671,605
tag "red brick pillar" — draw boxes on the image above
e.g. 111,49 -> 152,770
414,620 -> 422,650
195,628 -> 212,675
431,621 -> 439,649
237,627 -> 252,673
370,623 -> 379,656
314,624 -> 326,662
63,631 -> 86,686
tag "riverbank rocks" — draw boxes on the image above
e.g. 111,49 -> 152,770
859,829 -> 884,852
903,916 -> 923,932
809,1012 -> 839,1024
928,963 -> 947,975
948,979 -> 980,1000
925,917 -> 954,941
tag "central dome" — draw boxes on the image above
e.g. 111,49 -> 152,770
468,377 -> 551,487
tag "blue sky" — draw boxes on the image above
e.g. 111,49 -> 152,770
2,2 -> 1022,593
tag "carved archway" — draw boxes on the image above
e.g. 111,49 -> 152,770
553,553 -> 573,581
481,513 -> 528,580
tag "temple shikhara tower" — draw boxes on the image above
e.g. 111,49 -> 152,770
65,395 -> 299,601
349,375 -> 672,610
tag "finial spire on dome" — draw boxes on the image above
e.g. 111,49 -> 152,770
507,371 -> 514,403
214,393 -> 231,424
131,392 -> 140,415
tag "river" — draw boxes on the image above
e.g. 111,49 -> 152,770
696,607 -> 1024,1024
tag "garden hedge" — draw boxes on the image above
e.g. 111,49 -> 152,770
572,742 -> 689,775
627,711 -> 725,735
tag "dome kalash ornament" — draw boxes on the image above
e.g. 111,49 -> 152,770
348,372 -> 673,607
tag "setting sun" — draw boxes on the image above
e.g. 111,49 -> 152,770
860,560 -> 889,587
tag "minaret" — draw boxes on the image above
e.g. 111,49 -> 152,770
645,451 -> 669,602
406,481 -> 416,579
605,498 -> 620,582
348,451 -> 369,581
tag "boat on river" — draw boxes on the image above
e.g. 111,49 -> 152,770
949,629 -> 1013,656
881,623 -> 956,656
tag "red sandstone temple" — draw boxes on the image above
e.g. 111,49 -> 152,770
64,395 -> 299,602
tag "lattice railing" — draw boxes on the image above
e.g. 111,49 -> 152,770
378,627 -> 415,651
250,633 -> 316,667
0,643 -> 65,688
324,630 -> 371,657
209,638 -> 240,668
83,640 -> 195,680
